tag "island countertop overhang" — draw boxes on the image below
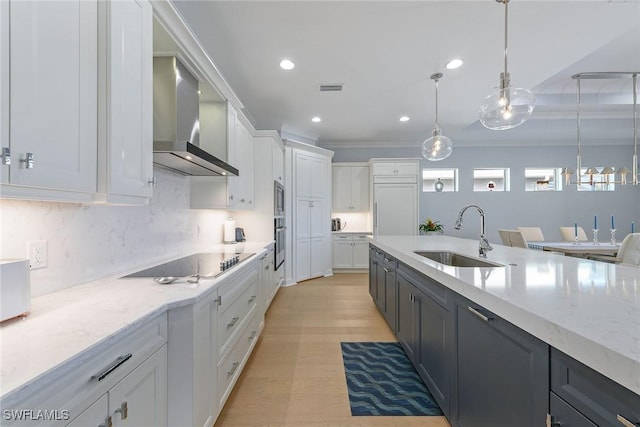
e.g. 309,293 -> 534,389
368,234 -> 640,396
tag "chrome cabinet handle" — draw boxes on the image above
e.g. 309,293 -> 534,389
229,194 -> 234,201
214,296 -> 222,306
99,416 -> 113,427
249,330 -> 257,342
383,267 -> 390,273
617,414 -> 639,427
227,361 -> 240,377
20,152 -> 34,169
227,316 -> 239,328
1,147 -> 10,165
91,353 -> 133,382
248,295 -> 256,304
467,306 -> 491,322
148,177 -> 157,187
114,402 -> 128,420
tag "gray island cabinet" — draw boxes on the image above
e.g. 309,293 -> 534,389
368,236 -> 640,427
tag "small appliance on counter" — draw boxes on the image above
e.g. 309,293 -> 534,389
0,259 -> 31,322
332,218 -> 345,232
235,227 -> 246,242
224,218 -> 236,244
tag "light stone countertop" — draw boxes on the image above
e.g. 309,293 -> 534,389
0,241 -> 272,405
369,235 -> 640,396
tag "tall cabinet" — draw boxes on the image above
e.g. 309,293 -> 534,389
370,158 -> 419,236
285,141 -> 333,284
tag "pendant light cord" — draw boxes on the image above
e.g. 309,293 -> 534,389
435,78 -> 439,126
503,0 -> 509,80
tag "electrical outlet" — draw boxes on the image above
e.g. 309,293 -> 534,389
28,240 -> 47,270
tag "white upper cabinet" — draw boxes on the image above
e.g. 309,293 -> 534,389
96,0 -> 154,204
225,104 -> 254,210
1,0 -> 153,204
371,159 -> 419,177
1,0 -> 98,202
332,163 -> 369,212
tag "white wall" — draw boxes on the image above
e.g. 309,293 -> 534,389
329,144 -> 640,244
0,167 -> 230,297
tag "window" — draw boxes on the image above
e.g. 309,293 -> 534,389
525,168 -> 562,191
422,168 -> 458,192
577,168 -> 615,192
473,168 -> 509,192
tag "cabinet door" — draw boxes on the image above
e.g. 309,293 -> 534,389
295,153 -> 312,198
374,183 -> 417,235
309,199 -> 324,239
7,0 -> 97,193
66,394 -> 109,427
395,162 -> 419,175
350,166 -> 369,211
455,302 -> 548,427
310,156 -> 326,199
382,266 -> 396,331
309,237 -> 324,278
352,238 -> 370,268
226,105 -> 240,208
193,296 -> 218,427
1,0 -> 8,185
549,393 -> 597,427
272,142 -> 284,184
368,247 -> 378,299
101,0 -> 153,201
415,288 -> 452,417
295,199 -> 311,239
332,237 -> 354,269
295,239 -> 310,281
109,346 -> 168,427
395,274 -> 416,361
236,120 -> 254,209
332,166 -> 352,211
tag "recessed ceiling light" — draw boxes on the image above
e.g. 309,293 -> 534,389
311,116 -> 322,123
399,116 -> 410,122
280,59 -> 295,70
446,58 -> 464,70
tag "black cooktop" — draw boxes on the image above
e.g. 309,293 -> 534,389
122,252 -> 255,279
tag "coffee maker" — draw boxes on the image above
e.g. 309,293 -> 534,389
331,218 -> 342,232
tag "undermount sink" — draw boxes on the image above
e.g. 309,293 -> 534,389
414,251 -> 503,268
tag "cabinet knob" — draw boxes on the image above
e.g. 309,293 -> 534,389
240,198 -> 246,203
148,176 -> 157,187
20,152 -> 34,169
1,147 -> 10,165
229,194 -> 234,201
114,402 -> 128,420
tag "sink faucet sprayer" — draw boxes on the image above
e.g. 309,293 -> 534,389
454,205 -> 493,258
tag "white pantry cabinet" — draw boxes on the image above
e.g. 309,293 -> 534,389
1,0 -> 98,202
287,143 -> 333,283
96,0 -> 154,204
332,163 -> 369,212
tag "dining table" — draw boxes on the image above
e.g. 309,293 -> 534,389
527,241 -> 620,257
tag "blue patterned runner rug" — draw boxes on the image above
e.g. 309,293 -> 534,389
340,341 -> 443,416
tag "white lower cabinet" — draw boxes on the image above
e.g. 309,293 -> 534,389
0,313 -> 168,427
167,256 -> 262,427
332,234 -> 370,269
68,346 -> 168,427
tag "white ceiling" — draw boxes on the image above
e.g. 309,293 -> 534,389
170,0 -> 640,148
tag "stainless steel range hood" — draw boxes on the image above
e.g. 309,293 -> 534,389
153,56 -> 238,176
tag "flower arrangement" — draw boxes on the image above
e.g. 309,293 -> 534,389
419,218 -> 444,234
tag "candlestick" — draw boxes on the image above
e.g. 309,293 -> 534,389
611,215 -> 615,230
592,228 -> 599,244
610,228 -> 616,245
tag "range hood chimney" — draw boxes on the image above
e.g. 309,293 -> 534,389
152,56 -> 238,176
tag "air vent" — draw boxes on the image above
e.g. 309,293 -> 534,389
320,84 -> 343,92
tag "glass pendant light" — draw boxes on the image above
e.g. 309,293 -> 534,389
422,73 -> 453,161
479,0 -> 535,130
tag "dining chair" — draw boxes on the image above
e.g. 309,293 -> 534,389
588,233 -> 640,266
508,230 -> 529,248
560,226 -> 588,242
498,229 -> 512,246
516,227 -> 545,242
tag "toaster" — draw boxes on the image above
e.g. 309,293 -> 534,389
0,259 -> 31,322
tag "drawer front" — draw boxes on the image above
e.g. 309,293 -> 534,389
217,308 -> 260,407
550,392 -> 597,427
218,270 -> 258,356
333,234 -> 352,242
550,348 -> 640,427
1,312 -> 168,426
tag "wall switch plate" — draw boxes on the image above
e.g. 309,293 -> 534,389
27,240 -> 47,270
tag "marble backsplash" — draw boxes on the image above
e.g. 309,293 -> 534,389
0,168 -> 230,297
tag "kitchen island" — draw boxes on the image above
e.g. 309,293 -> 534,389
369,235 -> 639,427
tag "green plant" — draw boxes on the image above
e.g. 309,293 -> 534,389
419,218 -> 444,234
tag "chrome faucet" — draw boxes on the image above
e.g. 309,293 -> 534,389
454,205 -> 493,258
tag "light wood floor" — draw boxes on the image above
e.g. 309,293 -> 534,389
214,273 -> 452,427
